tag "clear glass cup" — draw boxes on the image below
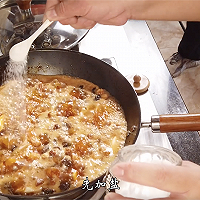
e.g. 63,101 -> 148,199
107,144 -> 182,199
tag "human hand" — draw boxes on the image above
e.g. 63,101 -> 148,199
44,0 -> 131,29
104,160 -> 200,200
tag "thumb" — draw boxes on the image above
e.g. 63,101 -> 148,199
44,0 -> 68,21
110,161 -> 199,194
44,0 -> 59,21
44,8 -> 58,21
45,0 -> 90,21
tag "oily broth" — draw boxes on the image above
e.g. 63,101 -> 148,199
0,74 -> 127,195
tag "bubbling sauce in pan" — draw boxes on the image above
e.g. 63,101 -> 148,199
0,74 -> 127,195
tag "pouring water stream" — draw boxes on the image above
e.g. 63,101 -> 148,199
9,19 -> 53,63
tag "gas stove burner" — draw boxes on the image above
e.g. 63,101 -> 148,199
0,2 -> 88,56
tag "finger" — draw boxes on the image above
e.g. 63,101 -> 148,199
45,0 -> 89,21
98,10 -> 128,26
45,0 -> 68,21
104,192 -> 185,200
70,17 -> 97,29
45,0 -> 60,16
44,15 -> 75,24
104,192 -> 134,200
169,192 -> 187,200
182,160 -> 200,169
111,161 -> 200,194
58,17 -> 96,29
44,0 -> 60,21
58,17 -> 79,26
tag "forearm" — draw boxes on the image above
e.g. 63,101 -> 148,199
45,0 -> 200,29
129,0 -> 200,21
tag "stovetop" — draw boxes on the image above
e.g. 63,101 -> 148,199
75,20 -> 200,200
77,22 -> 174,200
79,21 -> 200,165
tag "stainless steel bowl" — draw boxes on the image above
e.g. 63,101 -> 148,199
0,0 -> 89,56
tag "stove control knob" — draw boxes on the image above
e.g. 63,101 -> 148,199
133,74 -> 150,94
133,74 -> 141,83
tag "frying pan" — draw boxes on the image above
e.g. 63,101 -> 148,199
0,49 -> 200,200
0,49 -> 141,200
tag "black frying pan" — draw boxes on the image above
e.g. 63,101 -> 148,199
0,49 -> 141,200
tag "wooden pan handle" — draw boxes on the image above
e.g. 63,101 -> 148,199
16,0 -> 32,10
158,114 -> 200,132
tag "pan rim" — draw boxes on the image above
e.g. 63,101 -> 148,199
0,48 -> 141,198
